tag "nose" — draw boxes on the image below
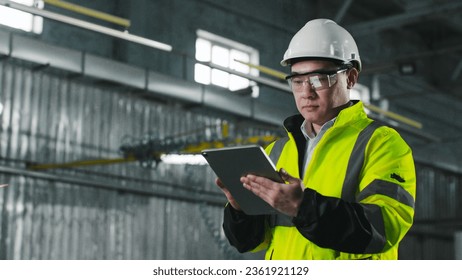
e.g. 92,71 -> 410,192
300,84 -> 317,99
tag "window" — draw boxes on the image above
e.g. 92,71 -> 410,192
0,0 -> 43,34
194,30 -> 260,98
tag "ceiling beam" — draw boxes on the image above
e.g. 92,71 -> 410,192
347,1 -> 462,36
362,42 -> 462,74
334,0 -> 354,23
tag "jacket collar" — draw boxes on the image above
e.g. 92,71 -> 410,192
283,100 -> 366,133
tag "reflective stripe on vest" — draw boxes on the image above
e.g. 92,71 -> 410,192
268,136 -> 293,227
358,178 -> 415,253
339,121 -> 414,207
341,121 -> 382,202
269,137 -> 289,164
267,121 -> 384,228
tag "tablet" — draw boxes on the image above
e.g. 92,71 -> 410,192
202,145 -> 283,215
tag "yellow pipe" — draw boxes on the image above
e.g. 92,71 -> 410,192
28,156 -> 137,170
234,59 -> 287,80
28,134 -> 280,170
364,103 -> 422,129
43,0 -> 131,28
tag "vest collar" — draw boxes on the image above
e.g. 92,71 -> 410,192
283,100 -> 366,133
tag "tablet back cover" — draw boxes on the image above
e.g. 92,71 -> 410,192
202,145 -> 282,215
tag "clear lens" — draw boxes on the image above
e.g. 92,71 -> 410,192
288,73 -> 336,91
286,67 -> 349,92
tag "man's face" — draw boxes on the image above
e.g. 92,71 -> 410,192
289,60 -> 351,126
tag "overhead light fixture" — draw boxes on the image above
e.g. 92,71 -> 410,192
0,0 -> 173,52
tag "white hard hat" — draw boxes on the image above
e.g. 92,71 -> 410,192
281,18 -> 361,71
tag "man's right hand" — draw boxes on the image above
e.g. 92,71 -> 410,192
215,178 -> 242,211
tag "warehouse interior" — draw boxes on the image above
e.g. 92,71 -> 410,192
0,0 -> 461,260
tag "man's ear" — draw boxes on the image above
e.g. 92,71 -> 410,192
346,68 -> 359,89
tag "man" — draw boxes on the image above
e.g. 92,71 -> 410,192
216,19 -> 416,260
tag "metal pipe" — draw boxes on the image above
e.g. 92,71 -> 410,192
200,61 -> 291,92
0,0 -> 172,51
0,165 -> 225,205
364,103 -> 422,129
43,0 -> 131,28
334,0 -> 354,23
234,59 -> 286,80
27,156 -> 136,170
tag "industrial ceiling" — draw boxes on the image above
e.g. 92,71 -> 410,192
1,0 -> 462,171
315,0 -> 462,170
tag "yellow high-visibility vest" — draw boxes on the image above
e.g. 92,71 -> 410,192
256,101 -> 416,260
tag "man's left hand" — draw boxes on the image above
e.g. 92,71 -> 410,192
240,168 -> 304,217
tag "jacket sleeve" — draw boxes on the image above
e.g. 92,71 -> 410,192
292,128 -> 416,254
222,204 -> 268,253
292,188 -> 377,253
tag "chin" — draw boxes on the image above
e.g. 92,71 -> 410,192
301,109 -> 316,117
302,115 -> 317,123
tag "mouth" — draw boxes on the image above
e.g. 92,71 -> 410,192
302,104 -> 318,111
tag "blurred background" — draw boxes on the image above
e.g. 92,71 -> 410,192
0,0 -> 461,260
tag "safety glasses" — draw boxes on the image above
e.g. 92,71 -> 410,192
285,65 -> 351,92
